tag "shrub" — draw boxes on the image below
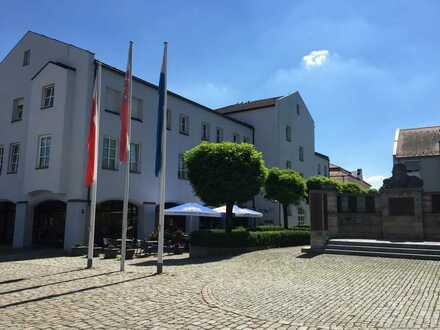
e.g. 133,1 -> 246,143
306,176 -> 341,193
253,225 -> 285,232
190,229 -> 310,248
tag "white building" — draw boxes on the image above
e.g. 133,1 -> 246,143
216,94 -> 318,227
0,32 -> 323,250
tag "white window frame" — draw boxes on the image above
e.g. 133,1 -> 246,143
36,135 -> 51,169
178,153 -> 188,180
12,97 -> 24,122
297,207 -> 305,226
201,121 -> 210,141
299,146 -> 304,162
286,125 -> 292,142
166,109 -> 172,130
130,143 -> 141,173
23,49 -> 31,66
7,143 -> 20,174
41,84 -> 55,109
102,136 -> 118,170
0,145 -> 4,175
216,127 -> 224,143
179,114 -> 190,135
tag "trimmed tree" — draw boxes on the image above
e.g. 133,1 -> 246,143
264,167 -> 307,229
184,142 -> 267,233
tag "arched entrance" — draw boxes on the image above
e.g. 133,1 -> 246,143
0,202 -> 15,246
33,200 -> 66,248
95,201 -> 138,246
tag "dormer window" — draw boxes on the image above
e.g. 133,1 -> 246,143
23,49 -> 31,66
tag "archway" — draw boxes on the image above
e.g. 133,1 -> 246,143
0,202 -> 15,246
95,201 -> 138,246
33,200 -> 66,248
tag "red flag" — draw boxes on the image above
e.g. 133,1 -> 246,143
85,64 -> 101,187
119,43 -> 132,163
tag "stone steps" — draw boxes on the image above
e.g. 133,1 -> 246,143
320,239 -> 440,261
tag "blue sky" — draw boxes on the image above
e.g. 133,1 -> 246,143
1,1 -> 439,188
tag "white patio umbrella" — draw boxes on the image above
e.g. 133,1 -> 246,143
213,205 -> 263,218
164,202 -> 221,218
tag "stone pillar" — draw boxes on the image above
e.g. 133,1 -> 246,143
309,190 -> 328,251
327,191 -> 339,237
139,202 -> 156,240
13,201 -> 33,248
64,200 -> 88,251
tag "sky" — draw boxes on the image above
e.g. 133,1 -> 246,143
1,1 -> 439,189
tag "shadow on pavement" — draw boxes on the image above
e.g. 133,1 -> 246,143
0,248 -> 66,263
131,255 -> 233,267
0,273 -> 157,310
0,271 -> 120,295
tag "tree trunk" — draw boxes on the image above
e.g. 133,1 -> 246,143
282,204 -> 289,229
225,202 -> 234,233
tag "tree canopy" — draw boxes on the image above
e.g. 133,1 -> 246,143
184,142 -> 267,232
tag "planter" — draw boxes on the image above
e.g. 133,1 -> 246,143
71,246 -> 88,256
103,248 -> 119,259
190,245 -> 263,258
126,249 -> 136,260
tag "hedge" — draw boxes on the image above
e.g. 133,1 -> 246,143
252,225 -> 310,232
190,229 -> 310,248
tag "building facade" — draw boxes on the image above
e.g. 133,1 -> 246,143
314,152 -> 330,177
329,164 -> 371,190
0,32 -> 323,250
216,94 -> 317,227
393,126 -> 440,192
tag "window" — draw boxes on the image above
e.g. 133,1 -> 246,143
286,160 -> 292,169
243,136 -> 250,143
299,146 -> 304,162
286,125 -> 292,142
233,133 -> 240,143
0,145 -> 3,175
105,87 -> 122,113
23,49 -> 31,66
296,104 -> 300,115
36,135 -> 51,169
178,153 -> 188,180
102,136 -> 118,170
12,98 -> 24,122
166,109 -> 172,130
179,114 -> 190,135
297,207 -> 305,226
348,196 -> 357,213
366,196 -> 375,213
432,194 -> 440,213
389,197 -> 414,215
323,165 -> 328,176
130,143 -> 141,173
201,122 -> 210,141
7,143 -> 20,174
131,97 -> 143,120
41,84 -> 55,109
216,127 -> 224,143
317,163 -> 321,175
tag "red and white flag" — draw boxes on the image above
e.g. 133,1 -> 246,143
85,63 -> 101,187
119,43 -> 133,163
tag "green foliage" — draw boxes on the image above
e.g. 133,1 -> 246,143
306,176 -> 369,195
184,142 -> 267,206
253,225 -> 310,232
190,229 -> 310,248
264,167 -> 307,205
306,176 -> 341,193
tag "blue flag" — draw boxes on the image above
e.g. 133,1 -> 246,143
155,43 -> 168,177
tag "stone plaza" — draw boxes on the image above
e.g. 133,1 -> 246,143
1,247 -> 440,329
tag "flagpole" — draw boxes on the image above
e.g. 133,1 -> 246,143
157,42 -> 168,274
87,62 -> 102,269
120,41 -> 133,272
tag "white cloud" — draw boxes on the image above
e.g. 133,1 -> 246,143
174,82 -> 234,108
302,50 -> 330,68
365,175 -> 386,190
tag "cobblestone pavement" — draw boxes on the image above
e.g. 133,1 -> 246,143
1,247 -> 440,329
